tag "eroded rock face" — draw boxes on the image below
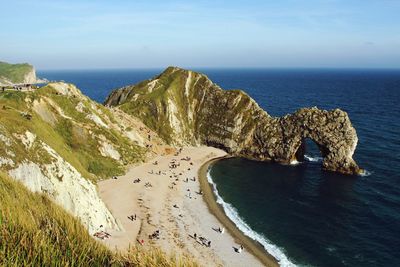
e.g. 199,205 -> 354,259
8,138 -> 120,234
105,67 -> 362,175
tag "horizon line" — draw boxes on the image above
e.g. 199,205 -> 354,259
37,66 -> 400,72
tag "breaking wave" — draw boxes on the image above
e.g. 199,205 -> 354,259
360,169 -> 372,177
304,154 -> 323,163
207,168 -> 297,267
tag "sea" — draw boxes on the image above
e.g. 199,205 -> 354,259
38,68 -> 400,267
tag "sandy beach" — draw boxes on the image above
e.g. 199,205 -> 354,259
98,146 -> 275,266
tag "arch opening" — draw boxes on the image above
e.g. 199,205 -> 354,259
295,138 -> 328,164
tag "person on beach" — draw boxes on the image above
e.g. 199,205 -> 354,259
194,233 -> 197,239
208,241 -> 211,247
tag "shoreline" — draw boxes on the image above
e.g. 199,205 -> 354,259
98,146 -> 265,266
199,157 -> 280,267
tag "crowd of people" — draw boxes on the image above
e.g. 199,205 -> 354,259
1,84 -> 40,92
106,147 -> 246,258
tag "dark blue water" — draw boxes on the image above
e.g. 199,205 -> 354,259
38,68 -> 400,266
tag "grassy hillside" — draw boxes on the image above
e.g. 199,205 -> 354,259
105,67 -> 216,144
0,83 -> 146,182
0,61 -> 34,84
105,66 -> 264,147
0,172 -> 197,266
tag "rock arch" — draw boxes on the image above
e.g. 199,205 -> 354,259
259,107 -> 362,175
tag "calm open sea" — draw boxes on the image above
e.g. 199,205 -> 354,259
39,68 -> 400,267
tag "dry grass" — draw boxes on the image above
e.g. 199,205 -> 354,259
0,172 -> 198,267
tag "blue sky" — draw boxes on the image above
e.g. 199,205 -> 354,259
1,0 -> 399,69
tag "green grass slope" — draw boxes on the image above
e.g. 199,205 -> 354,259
0,172 -> 197,266
0,83 -> 146,182
105,66 -> 265,147
0,61 -> 34,84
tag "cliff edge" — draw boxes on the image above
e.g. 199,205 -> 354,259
0,82 -> 168,233
105,67 -> 362,175
0,61 -> 39,85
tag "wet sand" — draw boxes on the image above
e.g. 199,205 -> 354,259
199,158 -> 279,267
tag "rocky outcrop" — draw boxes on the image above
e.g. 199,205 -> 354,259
105,67 -> 362,175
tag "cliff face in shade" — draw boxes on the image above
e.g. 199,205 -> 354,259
105,67 -> 362,175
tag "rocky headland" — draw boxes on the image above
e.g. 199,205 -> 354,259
0,61 -> 45,85
105,66 -> 362,175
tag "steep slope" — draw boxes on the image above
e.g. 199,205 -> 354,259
0,172 -> 197,266
0,82 -> 167,233
105,67 -> 362,175
0,61 -> 37,85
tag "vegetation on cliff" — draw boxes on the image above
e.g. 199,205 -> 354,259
0,82 -> 168,233
0,172 -> 196,266
0,82 -> 145,181
0,61 -> 36,85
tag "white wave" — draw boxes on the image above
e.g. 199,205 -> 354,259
304,154 -> 323,163
359,169 -> 372,177
289,159 -> 300,165
207,169 -> 297,267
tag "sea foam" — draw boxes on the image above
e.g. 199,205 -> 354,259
360,169 -> 372,177
304,154 -> 323,163
207,168 -> 297,267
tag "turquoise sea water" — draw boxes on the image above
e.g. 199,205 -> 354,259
39,68 -> 400,267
